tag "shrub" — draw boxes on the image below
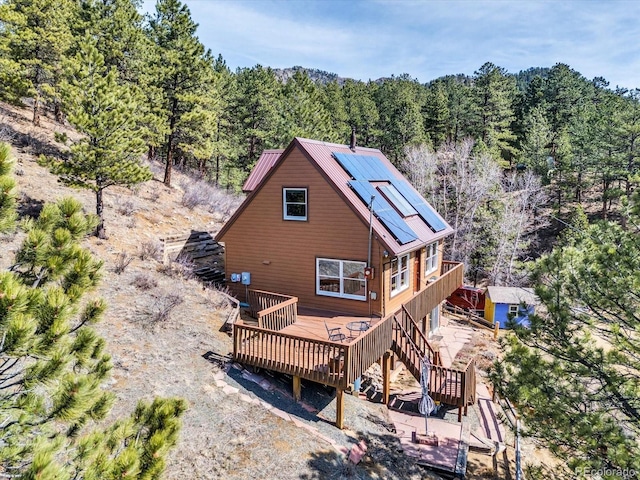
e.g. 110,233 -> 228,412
138,240 -> 161,261
54,131 -> 68,144
116,199 -> 135,216
113,252 -> 132,274
131,274 -> 158,290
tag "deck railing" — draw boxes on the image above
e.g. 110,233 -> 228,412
404,261 -> 463,323
233,315 -> 393,389
257,296 -> 298,330
247,289 -> 294,318
233,322 -> 348,386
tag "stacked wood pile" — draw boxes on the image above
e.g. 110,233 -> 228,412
161,231 -> 225,285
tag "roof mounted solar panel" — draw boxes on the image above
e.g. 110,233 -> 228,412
349,181 -> 418,244
333,152 -> 388,181
379,184 -> 417,217
390,179 -> 447,232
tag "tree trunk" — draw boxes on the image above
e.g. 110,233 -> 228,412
163,98 -> 179,187
32,92 -> 41,127
54,99 -> 64,123
96,188 -> 106,239
148,145 -> 155,162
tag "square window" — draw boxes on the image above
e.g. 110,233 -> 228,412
317,258 -> 366,300
283,188 -> 307,221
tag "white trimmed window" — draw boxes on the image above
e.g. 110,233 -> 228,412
390,254 -> 410,296
283,188 -> 307,220
425,241 -> 439,275
317,258 -> 366,300
508,304 -> 519,316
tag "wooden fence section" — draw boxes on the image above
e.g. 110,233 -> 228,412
161,231 -> 223,264
257,296 -> 298,330
404,261 -> 464,323
444,302 -> 500,340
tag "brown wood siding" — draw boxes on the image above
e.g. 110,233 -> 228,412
219,146 -> 383,316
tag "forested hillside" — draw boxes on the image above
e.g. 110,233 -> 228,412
1,0 -> 639,479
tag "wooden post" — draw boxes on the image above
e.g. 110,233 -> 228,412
292,376 -> 301,402
494,321 -> 499,340
458,406 -> 462,422
382,351 -> 391,405
336,388 -> 345,429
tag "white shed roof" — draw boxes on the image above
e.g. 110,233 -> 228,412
486,286 -> 538,305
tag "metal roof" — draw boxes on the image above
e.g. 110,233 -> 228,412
219,138 -> 454,256
294,138 -> 453,255
242,149 -> 284,192
486,286 -> 538,305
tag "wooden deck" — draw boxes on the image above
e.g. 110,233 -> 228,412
232,261 -> 472,427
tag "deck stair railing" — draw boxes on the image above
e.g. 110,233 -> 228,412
391,306 -> 476,421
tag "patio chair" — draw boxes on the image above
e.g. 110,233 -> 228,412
324,321 -> 346,342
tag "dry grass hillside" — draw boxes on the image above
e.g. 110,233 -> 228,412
0,102 -> 445,480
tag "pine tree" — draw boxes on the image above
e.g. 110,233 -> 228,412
145,0 -> 217,187
423,81 -> 450,149
279,71 -> 335,143
230,65 -> 282,173
0,142 -> 17,233
43,42 -> 151,239
342,79 -> 380,146
471,62 -> 519,167
0,0 -> 75,125
0,156 -> 186,477
491,195 -> 640,478
321,80 -> 350,143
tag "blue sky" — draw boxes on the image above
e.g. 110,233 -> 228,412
142,0 -> 640,89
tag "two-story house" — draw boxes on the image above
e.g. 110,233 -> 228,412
216,137 -> 472,428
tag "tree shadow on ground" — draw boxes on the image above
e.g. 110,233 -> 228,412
0,115 -> 67,159
16,194 -> 45,219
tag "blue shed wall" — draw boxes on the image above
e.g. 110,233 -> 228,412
495,304 -> 535,328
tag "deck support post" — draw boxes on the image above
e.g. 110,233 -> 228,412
458,406 -> 462,422
336,388 -> 345,429
292,376 -> 301,402
382,351 -> 391,405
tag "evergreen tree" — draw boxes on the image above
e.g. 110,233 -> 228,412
146,0 -> 218,187
279,71 -> 336,143
0,0 -> 75,125
471,62 -> 519,167
0,160 -> 186,477
230,65 -> 282,173
374,75 -> 426,163
342,79 -> 380,146
423,80 -> 450,149
0,142 -> 17,233
491,195 -> 640,478
43,42 -> 151,239
321,80 -> 350,143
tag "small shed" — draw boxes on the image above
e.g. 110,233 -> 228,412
485,286 -> 537,328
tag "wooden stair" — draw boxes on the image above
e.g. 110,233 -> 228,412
391,306 -> 476,421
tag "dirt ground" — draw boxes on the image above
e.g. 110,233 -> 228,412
0,102 -> 557,479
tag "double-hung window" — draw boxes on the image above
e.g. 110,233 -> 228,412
317,258 -> 366,300
425,241 -> 439,276
283,188 -> 307,221
390,254 -> 410,296
508,304 -> 519,317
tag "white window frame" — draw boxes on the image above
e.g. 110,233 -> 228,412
283,188 -> 307,221
390,254 -> 410,297
316,258 -> 367,301
425,241 -> 439,276
508,304 -> 519,316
